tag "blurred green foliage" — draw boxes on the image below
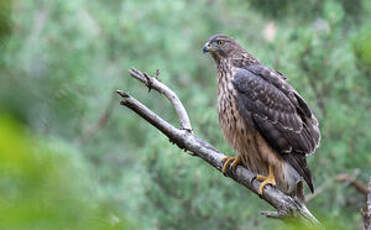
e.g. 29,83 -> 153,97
0,0 -> 370,229
0,115 -> 130,230
0,0 -> 12,41
353,24 -> 371,68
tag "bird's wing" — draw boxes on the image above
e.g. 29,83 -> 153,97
232,64 -> 320,192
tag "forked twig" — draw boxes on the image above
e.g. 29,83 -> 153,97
129,68 -> 192,132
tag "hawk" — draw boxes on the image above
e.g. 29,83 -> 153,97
203,34 -> 320,198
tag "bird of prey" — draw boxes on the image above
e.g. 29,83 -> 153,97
202,34 -> 320,198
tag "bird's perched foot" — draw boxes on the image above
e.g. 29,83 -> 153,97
221,154 -> 242,174
256,165 -> 276,195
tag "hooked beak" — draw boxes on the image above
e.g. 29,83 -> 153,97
202,42 -> 212,53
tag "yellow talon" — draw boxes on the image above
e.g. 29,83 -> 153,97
256,165 -> 276,195
221,155 -> 242,174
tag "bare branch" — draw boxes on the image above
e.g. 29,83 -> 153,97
305,170 -> 368,203
362,177 -> 371,230
129,68 -> 192,132
335,172 -> 368,196
117,67 -> 323,228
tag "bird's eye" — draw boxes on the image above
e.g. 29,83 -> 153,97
217,40 -> 224,46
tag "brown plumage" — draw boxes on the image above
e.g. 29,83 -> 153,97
203,34 -> 320,198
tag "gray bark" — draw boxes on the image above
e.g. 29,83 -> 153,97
362,177 -> 371,230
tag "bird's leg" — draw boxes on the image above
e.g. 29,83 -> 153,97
221,154 -> 242,174
256,165 -> 276,195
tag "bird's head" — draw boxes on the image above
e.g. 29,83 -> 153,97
203,34 -> 243,63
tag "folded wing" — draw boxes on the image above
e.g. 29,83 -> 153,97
232,65 -> 320,192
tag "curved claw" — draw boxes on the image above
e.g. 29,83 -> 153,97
221,155 -> 242,174
256,165 -> 276,195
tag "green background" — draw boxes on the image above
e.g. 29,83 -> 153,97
0,0 -> 370,229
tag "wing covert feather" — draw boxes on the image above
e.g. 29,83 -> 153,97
232,65 -> 320,192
